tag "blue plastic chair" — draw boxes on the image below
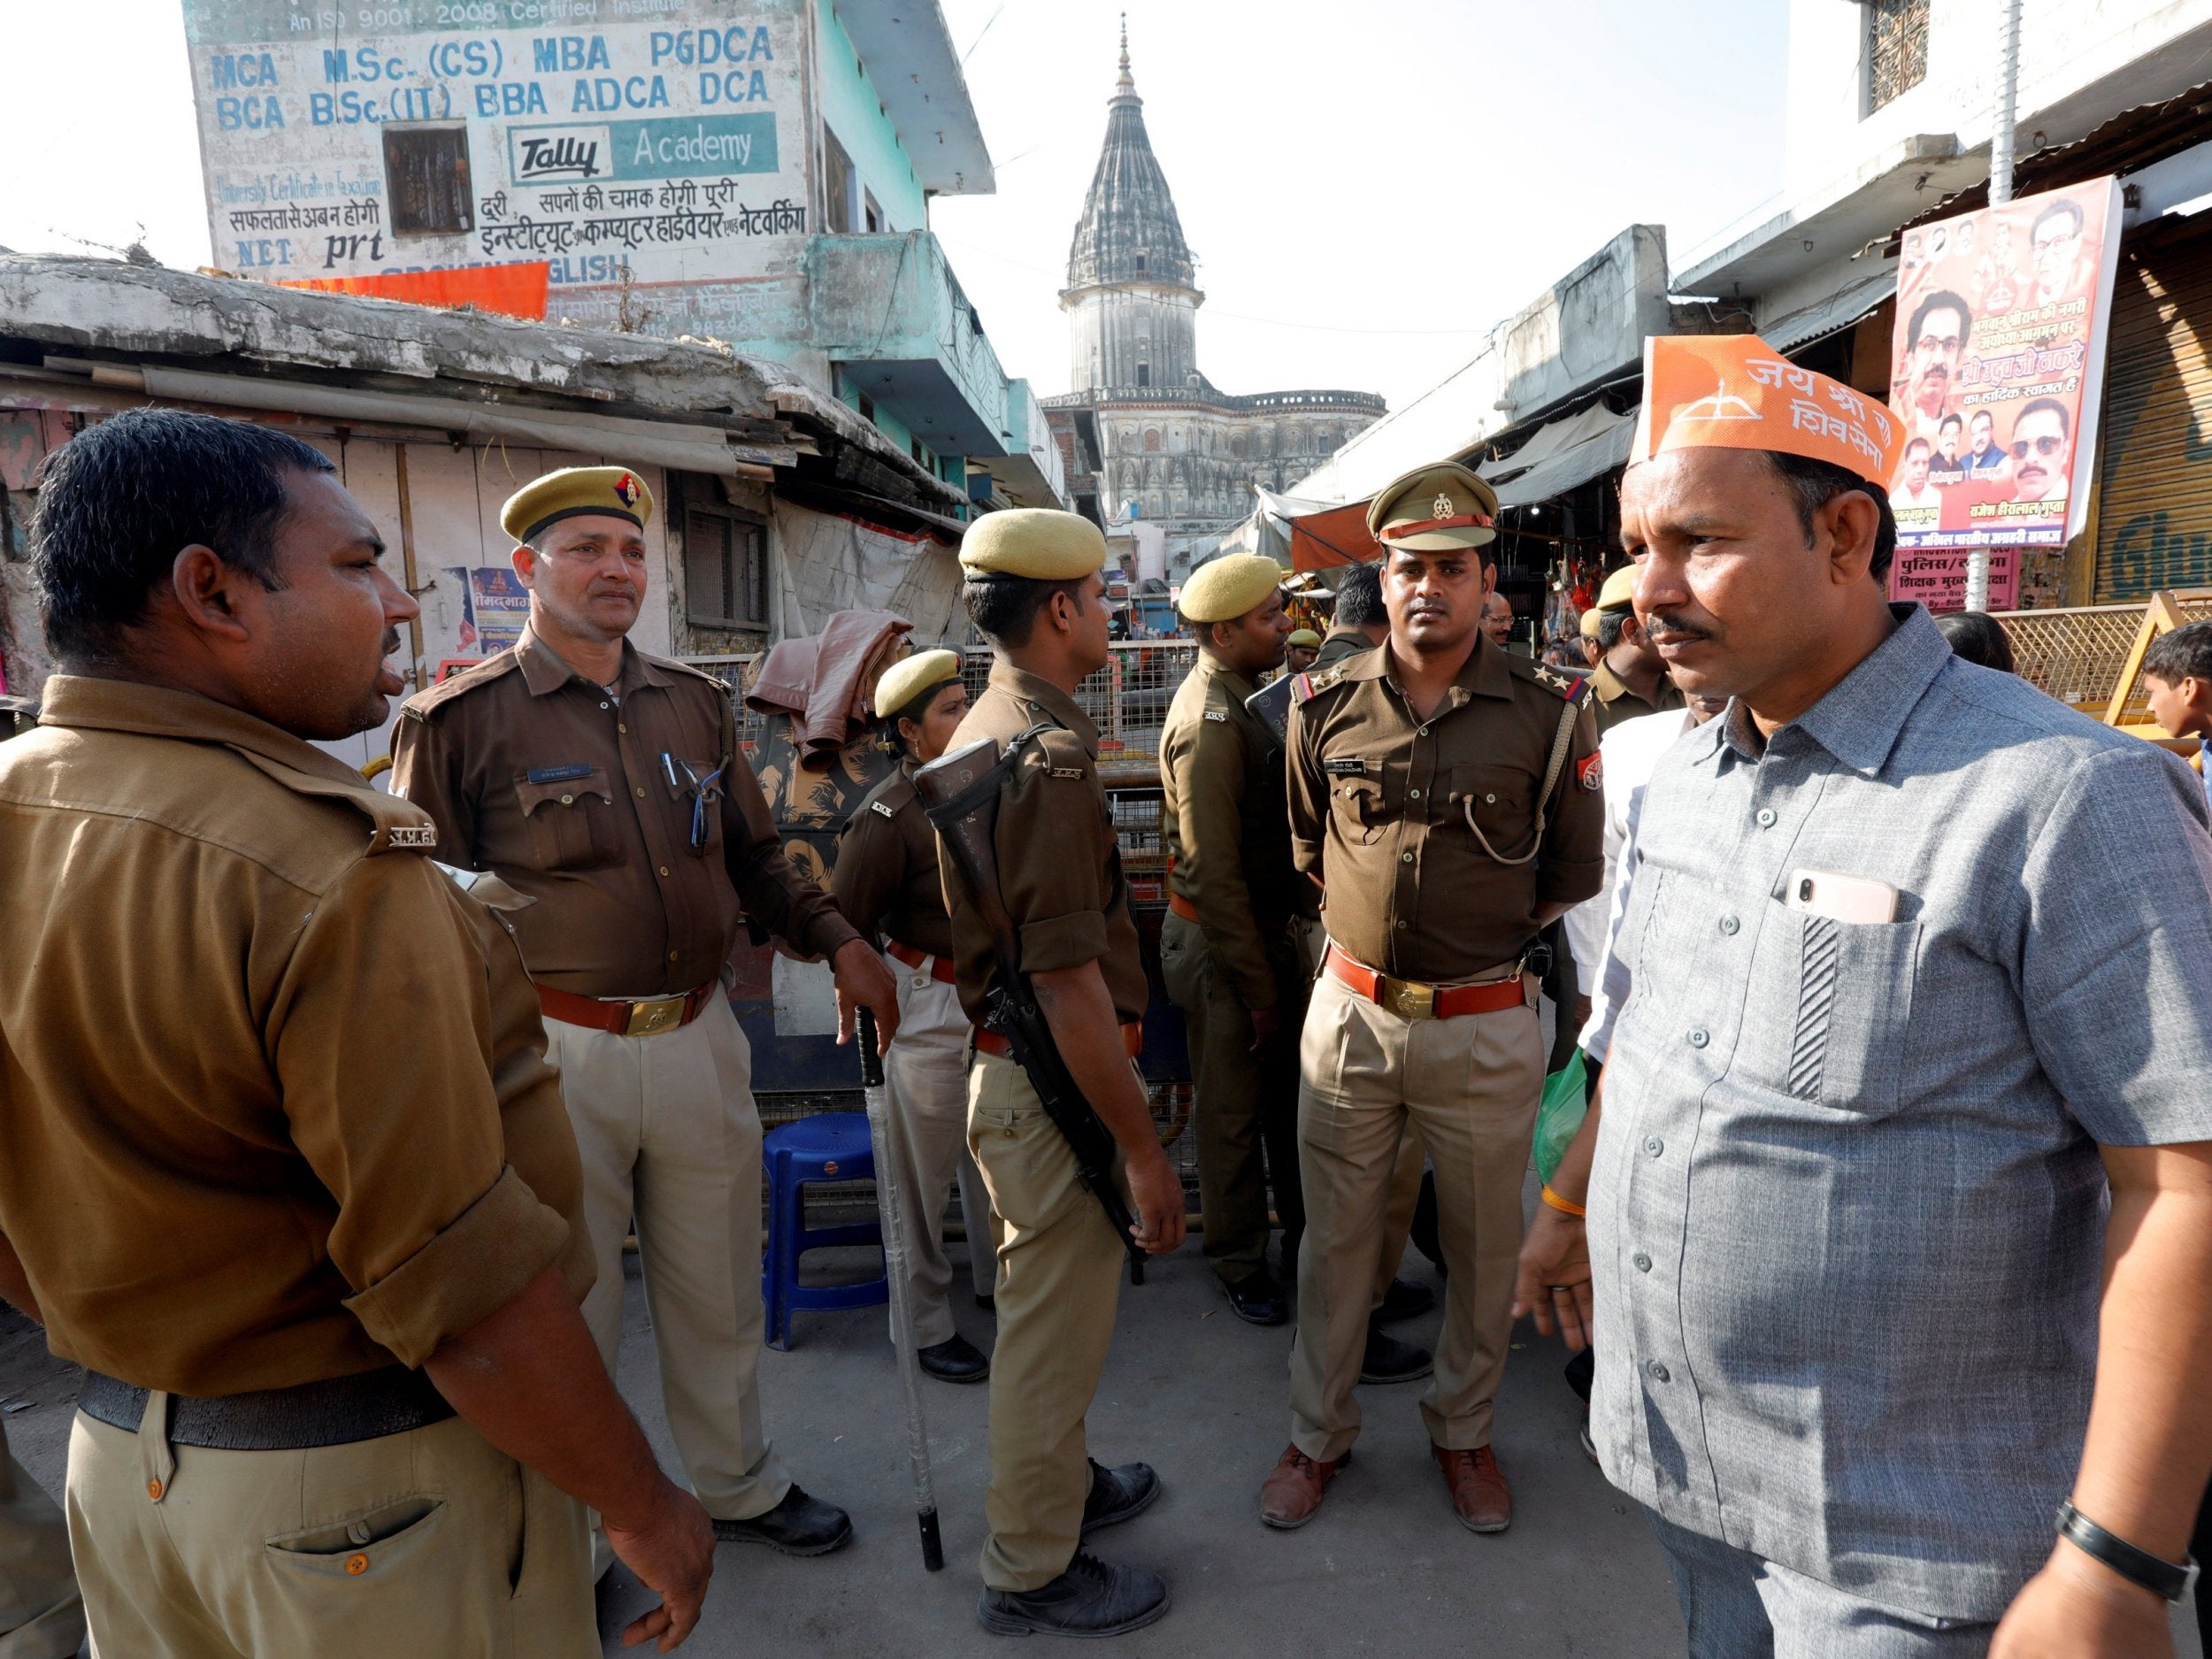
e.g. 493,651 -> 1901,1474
760,1112 -> 887,1350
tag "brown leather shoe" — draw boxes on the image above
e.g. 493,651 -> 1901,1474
1432,1443 -> 1511,1533
1259,1444 -> 1348,1530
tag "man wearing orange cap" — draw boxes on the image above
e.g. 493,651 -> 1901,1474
1517,335 -> 2212,1657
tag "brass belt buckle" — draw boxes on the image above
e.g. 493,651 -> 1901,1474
1379,976 -> 1435,1021
625,995 -> 685,1038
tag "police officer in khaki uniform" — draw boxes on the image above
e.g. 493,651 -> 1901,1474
1586,564 -> 1684,736
0,409 -> 711,1656
1260,461 -> 1603,1535
1284,628 -> 1323,673
393,466 -> 901,1560
1159,555 -> 1302,1325
941,510 -> 1182,1638
831,649 -> 999,1384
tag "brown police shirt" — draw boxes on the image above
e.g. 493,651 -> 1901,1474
1312,626 -> 1379,672
0,677 -> 587,1396
831,760 -> 954,960
391,626 -> 857,998
940,663 -> 1148,1027
1159,653 -> 1303,1009
1588,657 -> 1686,738
1286,634 -> 1604,981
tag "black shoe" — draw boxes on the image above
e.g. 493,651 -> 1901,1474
918,1333 -> 991,1383
710,1486 -> 854,1555
977,1552 -> 1170,1638
1374,1277 -> 1434,1325
1079,1459 -> 1160,1536
1219,1267 -> 1289,1326
975,1291 -> 996,1311
1359,1324 -> 1432,1385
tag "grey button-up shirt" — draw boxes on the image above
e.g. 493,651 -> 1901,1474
1590,604 -> 2212,1620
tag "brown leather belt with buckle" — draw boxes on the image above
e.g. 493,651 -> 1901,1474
1167,893 -> 1200,924
886,941 -> 958,985
1324,943 -> 1526,1021
975,1022 -> 1144,1061
537,980 -> 719,1038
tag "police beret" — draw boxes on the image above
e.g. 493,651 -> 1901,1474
1579,607 -> 1605,639
1179,554 -> 1284,624
1597,565 -> 1638,611
1366,461 -> 1498,551
1286,628 -> 1323,648
873,649 -> 962,720
959,510 -> 1107,580
501,465 -> 656,544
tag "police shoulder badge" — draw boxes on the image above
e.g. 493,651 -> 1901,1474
1577,752 -> 1604,793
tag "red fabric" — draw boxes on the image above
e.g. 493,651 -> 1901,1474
278,262 -> 552,321
1288,500 -> 1385,572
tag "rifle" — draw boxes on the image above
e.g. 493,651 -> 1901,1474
914,731 -> 1148,1286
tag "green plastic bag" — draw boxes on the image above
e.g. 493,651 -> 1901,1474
1533,1048 -> 1589,1187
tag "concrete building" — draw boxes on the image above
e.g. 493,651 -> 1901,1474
178,0 -> 1063,517
1042,29 -> 1385,573
0,253 -> 978,752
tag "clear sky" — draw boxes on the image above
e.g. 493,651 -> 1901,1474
0,0 -> 1790,413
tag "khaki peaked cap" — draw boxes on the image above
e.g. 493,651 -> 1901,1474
874,649 -> 963,720
1365,461 -> 1498,551
501,465 -> 656,543
959,509 -> 1107,580
1179,554 -> 1285,624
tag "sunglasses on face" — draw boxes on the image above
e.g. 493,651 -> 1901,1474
2010,435 -> 2065,459
660,753 -> 727,850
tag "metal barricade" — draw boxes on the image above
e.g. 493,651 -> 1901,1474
1997,593 -> 2212,721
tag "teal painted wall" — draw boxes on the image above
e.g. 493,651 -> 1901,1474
814,1 -> 929,232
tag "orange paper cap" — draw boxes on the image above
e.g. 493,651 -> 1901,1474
1630,335 -> 1903,488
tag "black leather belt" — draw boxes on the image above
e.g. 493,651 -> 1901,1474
78,1365 -> 456,1450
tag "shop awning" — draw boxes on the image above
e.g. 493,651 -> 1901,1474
1493,409 -> 1634,509
1479,402 -> 1624,484
1287,498 -> 1384,572
1763,269 -> 1896,354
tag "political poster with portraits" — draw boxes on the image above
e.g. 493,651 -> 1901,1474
1884,177 -> 2124,611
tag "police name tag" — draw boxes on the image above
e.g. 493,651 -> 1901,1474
526,763 -> 594,784
1324,757 -> 1372,775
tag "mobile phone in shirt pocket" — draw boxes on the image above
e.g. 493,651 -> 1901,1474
1783,905 -> 1924,1116
1784,867 -> 1899,924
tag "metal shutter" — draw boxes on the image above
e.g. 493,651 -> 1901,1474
2094,224 -> 2212,598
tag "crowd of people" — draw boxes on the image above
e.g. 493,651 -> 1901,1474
0,326 -> 2208,1659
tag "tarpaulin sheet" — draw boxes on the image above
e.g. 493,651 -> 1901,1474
1494,411 -> 1634,509
771,500 -> 964,644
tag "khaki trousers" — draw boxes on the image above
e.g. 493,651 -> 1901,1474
65,1403 -> 592,1659
879,952 -> 998,1347
1290,967 -> 1544,1462
1371,1124 -> 1426,1310
548,994 -> 791,1522
1158,911 -> 1306,1286
0,1418 -> 81,1659
967,1049 -> 1127,1592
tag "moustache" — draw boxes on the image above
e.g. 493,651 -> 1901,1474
1645,612 -> 1713,643
381,630 -> 402,657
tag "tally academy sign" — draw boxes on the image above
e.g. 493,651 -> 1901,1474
181,0 -> 806,306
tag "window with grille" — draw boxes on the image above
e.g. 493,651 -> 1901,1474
383,126 -> 473,236
1864,0 -> 1929,115
684,506 -> 767,630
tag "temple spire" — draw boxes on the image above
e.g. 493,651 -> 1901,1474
1114,15 -> 1137,102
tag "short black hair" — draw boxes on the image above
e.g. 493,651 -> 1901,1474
2032,198 -> 2085,242
2144,618 -> 2212,685
1934,610 -> 2016,672
1763,451 -> 1901,582
1909,289 -> 1972,353
32,408 -> 334,663
1939,413 -> 1963,434
1904,437 -> 1931,457
1595,607 -> 1633,652
882,676 -> 964,752
2016,396 -> 2071,439
963,574 -> 1088,649
1334,560 -> 1385,628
